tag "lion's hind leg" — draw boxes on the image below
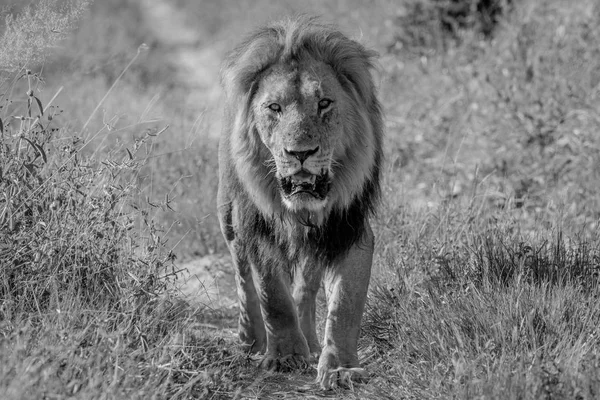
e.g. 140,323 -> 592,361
232,254 -> 267,354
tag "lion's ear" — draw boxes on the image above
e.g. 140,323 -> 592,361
332,42 -> 380,108
220,32 -> 280,100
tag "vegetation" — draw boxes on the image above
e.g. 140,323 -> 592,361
0,0 -> 599,399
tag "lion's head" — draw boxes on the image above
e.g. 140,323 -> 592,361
220,16 -> 382,226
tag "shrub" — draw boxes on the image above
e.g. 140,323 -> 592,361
0,71 -> 247,397
389,0 -> 512,54
0,3 -> 224,396
0,75 -> 176,315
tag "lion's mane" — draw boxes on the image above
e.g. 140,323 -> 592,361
218,16 -> 383,263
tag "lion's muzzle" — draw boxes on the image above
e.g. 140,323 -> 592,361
279,170 -> 330,200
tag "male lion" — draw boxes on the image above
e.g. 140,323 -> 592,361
217,16 -> 383,389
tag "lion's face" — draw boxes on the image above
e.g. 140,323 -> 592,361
252,60 -> 346,212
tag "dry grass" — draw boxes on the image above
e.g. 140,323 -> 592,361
1,0 -> 599,398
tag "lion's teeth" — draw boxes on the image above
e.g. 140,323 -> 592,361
291,171 -> 315,185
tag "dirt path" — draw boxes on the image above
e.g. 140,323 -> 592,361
136,4 -> 390,397
176,254 -> 236,310
138,0 -> 237,315
139,0 -> 223,138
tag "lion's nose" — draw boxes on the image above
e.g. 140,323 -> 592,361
284,146 -> 319,163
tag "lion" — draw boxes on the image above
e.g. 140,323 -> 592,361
217,16 -> 383,389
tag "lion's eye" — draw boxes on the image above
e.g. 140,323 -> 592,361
318,98 -> 333,111
268,103 -> 282,112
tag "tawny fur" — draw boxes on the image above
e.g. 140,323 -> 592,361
217,16 -> 383,389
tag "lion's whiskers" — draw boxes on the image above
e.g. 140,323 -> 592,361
329,158 -> 343,172
263,157 -> 278,177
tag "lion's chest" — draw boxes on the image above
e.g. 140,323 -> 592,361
232,193 -> 366,270
235,209 -> 327,268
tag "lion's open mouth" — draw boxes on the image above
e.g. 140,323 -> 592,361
279,170 -> 330,200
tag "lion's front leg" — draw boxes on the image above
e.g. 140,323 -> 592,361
292,260 -> 323,357
219,201 -> 267,354
251,264 -> 310,371
317,224 -> 373,389
231,254 -> 267,354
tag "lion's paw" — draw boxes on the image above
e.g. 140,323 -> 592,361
259,353 -> 309,372
316,348 -> 366,390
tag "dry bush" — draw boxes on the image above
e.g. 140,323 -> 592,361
0,0 -> 89,78
0,3 -> 248,397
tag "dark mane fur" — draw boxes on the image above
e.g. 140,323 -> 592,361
234,161 -> 380,265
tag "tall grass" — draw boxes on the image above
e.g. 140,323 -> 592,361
361,1 -> 600,397
0,3 -> 234,398
363,196 -> 600,398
